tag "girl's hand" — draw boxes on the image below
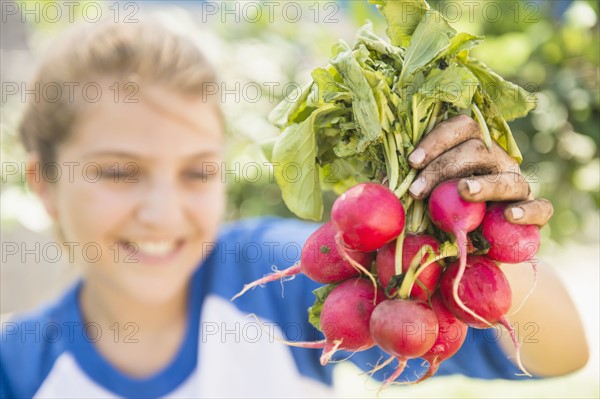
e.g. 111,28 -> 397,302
406,115 -> 588,377
407,114 -> 554,227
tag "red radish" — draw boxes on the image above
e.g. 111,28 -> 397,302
417,293 -> 468,382
287,278 -> 385,365
298,223 -> 373,283
369,299 -> 438,387
439,255 -> 530,376
481,204 -> 540,264
440,255 -> 511,327
428,179 -> 485,236
231,222 -> 373,300
332,183 -> 405,252
478,205 -> 540,320
376,234 -> 442,301
428,179 -> 486,325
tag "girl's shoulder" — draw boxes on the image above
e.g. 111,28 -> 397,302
0,282 -> 81,398
198,215 -> 322,304
192,216 -> 335,387
217,216 -> 321,244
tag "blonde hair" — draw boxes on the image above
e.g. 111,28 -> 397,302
19,18 -> 220,172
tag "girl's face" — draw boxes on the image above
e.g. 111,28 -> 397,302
39,84 -> 226,303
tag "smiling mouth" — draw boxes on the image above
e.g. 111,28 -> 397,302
118,239 -> 185,264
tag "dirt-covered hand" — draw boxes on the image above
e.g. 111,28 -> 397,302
407,115 -> 553,226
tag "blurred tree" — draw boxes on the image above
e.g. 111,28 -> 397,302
1,0 -> 598,245
220,0 -> 599,245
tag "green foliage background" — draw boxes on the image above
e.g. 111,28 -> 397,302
1,0 -> 598,248
220,0 -> 599,246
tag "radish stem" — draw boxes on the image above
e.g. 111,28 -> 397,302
412,95 -> 419,143
386,133 -> 400,192
394,168 -> 418,198
394,132 -> 404,157
471,103 -> 492,149
382,134 -> 393,189
423,101 -> 442,139
412,243 -> 457,284
416,210 -> 429,233
409,200 -> 425,233
393,229 -> 405,278
398,245 -> 434,299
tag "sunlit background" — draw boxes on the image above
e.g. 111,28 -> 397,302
1,0 -> 598,397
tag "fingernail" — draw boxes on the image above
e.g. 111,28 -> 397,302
409,148 -> 425,166
511,207 -> 524,220
409,177 -> 426,197
466,180 -> 481,195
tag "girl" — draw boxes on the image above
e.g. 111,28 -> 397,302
1,18 -> 588,398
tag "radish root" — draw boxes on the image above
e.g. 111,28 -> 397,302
231,263 -> 301,301
319,340 -> 343,365
452,230 -> 493,327
335,233 -> 378,302
499,316 -> 532,377
378,357 -> 407,393
362,355 -> 395,376
508,261 -> 538,316
415,356 -> 441,383
246,313 -> 327,349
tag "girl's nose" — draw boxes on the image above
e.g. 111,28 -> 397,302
136,179 -> 186,231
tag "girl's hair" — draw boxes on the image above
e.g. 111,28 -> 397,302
19,18 -> 220,171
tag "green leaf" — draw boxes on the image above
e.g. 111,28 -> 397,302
438,32 -> 484,60
418,64 -> 479,108
463,58 -> 537,121
490,117 -> 523,164
268,81 -> 314,128
308,283 -> 338,332
319,157 -> 377,195
354,22 -> 404,71
331,41 -> 383,153
353,44 -> 373,70
368,0 -> 429,47
473,90 -> 523,163
260,137 -> 277,162
334,134 -> 363,158
359,67 -> 395,133
310,67 -> 349,106
272,104 -> 340,221
411,92 -> 436,142
400,10 -> 455,82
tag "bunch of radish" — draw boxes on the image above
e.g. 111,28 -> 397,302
233,180 -> 541,387
238,0 -> 545,388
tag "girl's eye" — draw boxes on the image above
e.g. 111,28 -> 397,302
98,169 -> 214,182
100,170 -> 132,181
185,171 -> 209,180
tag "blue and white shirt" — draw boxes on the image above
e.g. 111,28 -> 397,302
1,217 -> 525,398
